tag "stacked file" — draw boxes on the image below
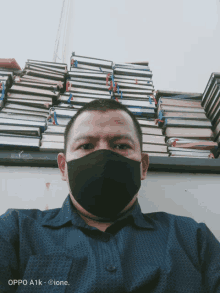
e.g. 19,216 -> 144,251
40,107 -> 77,152
155,90 -> 218,159
0,58 -> 21,71
0,59 -> 23,108
112,61 -> 156,119
0,69 -> 13,109
0,59 -> 67,151
40,53 -> 113,151
41,54 -> 167,156
136,118 -> 168,156
112,62 -> 166,156
60,53 -> 113,108
202,72 -> 220,156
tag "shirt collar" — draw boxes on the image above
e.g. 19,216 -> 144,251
41,194 -> 154,230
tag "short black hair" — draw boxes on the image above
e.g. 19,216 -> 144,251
64,98 -> 143,156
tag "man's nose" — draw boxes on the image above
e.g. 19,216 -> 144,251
96,141 -> 112,150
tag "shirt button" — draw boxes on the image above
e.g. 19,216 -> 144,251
106,265 -> 117,272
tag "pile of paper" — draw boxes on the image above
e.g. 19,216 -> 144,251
155,90 -> 218,159
40,53 -> 114,152
0,59 -> 67,151
42,53 -> 168,156
111,62 -> 168,156
202,73 -> 220,156
0,58 -> 21,71
0,59 -> 22,109
0,70 -> 13,109
112,61 -> 155,117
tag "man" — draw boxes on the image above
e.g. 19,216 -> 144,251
0,98 -> 220,293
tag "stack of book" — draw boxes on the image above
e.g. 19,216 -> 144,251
0,59 -> 67,151
112,62 -> 167,156
40,107 -> 77,152
0,58 -> 21,71
40,54 -> 113,151
136,118 -> 168,157
155,90 -> 218,159
112,61 -> 155,119
0,59 -> 22,109
41,54 -> 168,156
202,72 -> 220,155
0,70 -> 13,109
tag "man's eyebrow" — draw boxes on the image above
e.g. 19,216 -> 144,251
73,135 -> 135,144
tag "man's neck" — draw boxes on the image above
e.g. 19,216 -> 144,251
79,213 -> 113,232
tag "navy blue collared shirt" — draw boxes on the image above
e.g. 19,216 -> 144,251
0,194 -> 220,293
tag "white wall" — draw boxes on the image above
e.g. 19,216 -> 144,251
0,165 -> 220,241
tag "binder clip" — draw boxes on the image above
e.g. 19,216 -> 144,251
151,95 -> 157,105
149,96 -> 152,104
172,139 -> 179,147
111,75 -> 115,88
47,115 -> 52,122
68,93 -> 73,104
71,59 -> 78,67
106,73 -> 111,86
0,83 -> 5,101
155,119 -> 164,125
158,110 -> 164,120
117,85 -> 120,95
108,81 -> 113,91
53,111 -> 58,125
99,67 -> 103,73
120,92 -> 123,99
66,81 -> 71,92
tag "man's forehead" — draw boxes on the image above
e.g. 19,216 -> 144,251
73,110 -> 133,130
69,110 -> 136,142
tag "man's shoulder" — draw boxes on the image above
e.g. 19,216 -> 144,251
0,206 -> 60,224
142,210 -> 200,229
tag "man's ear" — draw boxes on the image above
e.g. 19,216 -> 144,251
57,153 -> 67,181
140,153 -> 149,180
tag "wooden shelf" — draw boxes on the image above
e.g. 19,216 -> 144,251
0,150 -> 220,174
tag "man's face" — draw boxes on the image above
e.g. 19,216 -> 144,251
57,110 -> 149,221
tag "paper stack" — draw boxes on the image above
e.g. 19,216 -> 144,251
155,90 -> 218,159
112,62 -> 155,118
41,54 -> 168,157
0,58 -> 22,108
202,73 -> 220,157
0,59 -> 67,151
40,53 -> 113,152
0,70 -> 13,109
111,62 -> 168,157
0,58 -> 21,71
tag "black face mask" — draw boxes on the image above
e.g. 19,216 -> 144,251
66,149 -> 141,222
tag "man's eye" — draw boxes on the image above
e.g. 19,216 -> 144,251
78,144 -> 92,150
79,144 -> 131,150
